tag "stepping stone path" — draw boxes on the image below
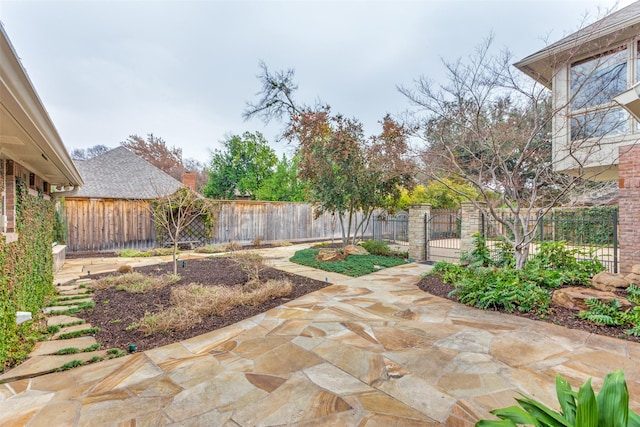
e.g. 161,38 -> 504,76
0,278 -> 109,383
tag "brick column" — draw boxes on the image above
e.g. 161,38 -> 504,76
619,144 -> 640,273
408,204 -> 430,262
460,202 -> 485,256
182,172 -> 197,191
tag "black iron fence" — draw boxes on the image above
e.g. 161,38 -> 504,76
481,207 -> 619,273
372,212 -> 409,245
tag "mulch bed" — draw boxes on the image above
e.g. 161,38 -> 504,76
417,274 -> 640,344
77,257 -> 330,352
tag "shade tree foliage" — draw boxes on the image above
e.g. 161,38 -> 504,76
245,64 -> 414,246
253,154 -> 308,202
203,132 -> 278,200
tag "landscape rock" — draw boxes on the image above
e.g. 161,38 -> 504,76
591,271 -> 630,291
316,249 -> 344,262
625,272 -> 640,286
632,264 -> 640,275
345,244 -> 369,256
552,287 -> 633,311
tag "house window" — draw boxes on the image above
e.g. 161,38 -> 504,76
570,46 -> 628,140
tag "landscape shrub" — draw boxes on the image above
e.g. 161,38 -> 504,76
477,370 -> 640,427
231,252 -> 267,284
578,298 -> 640,337
433,237 -> 605,314
360,240 -> 392,256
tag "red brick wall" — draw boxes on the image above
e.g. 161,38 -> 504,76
619,144 -> 640,273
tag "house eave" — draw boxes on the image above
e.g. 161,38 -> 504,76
514,4 -> 640,88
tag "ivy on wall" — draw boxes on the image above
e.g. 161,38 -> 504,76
0,179 -> 56,370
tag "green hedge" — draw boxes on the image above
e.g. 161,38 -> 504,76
0,180 -> 56,370
546,206 -> 617,246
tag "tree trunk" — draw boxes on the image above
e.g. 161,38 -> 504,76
173,240 -> 179,275
514,243 -> 530,270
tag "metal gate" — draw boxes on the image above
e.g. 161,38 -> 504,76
424,209 -> 461,263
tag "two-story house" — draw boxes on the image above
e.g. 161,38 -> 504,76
515,1 -> 640,273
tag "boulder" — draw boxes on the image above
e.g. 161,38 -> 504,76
552,287 -> 633,311
591,271 -> 629,291
625,272 -> 640,286
632,264 -> 640,275
345,244 -> 369,256
316,249 -> 344,262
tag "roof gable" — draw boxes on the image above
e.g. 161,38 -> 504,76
515,2 -> 640,87
73,147 -> 183,199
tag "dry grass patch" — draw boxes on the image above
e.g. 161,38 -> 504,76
240,279 -> 292,306
93,272 -> 179,293
136,279 -> 295,335
138,306 -> 202,335
171,283 -> 244,316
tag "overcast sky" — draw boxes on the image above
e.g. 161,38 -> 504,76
0,0 -> 634,164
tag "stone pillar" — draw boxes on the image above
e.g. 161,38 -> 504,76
408,204 -> 430,262
460,202 -> 485,257
619,144 -> 640,273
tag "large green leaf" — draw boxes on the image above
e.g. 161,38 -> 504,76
628,410 -> 640,427
597,370 -> 629,427
556,375 -> 577,425
492,406 -> 541,426
517,397 -> 571,427
575,378 -> 598,427
476,419 -> 519,427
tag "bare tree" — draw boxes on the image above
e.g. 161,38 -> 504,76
70,144 -> 111,160
399,35 -> 628,269
122,134 -> 185,181
149,186 -> 217,274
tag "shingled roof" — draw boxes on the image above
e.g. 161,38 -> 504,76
72,147 -> 183,199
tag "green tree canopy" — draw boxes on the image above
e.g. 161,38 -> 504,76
396,179 -> 482,210
253,154 -> 308,202
203,132 -> 278,199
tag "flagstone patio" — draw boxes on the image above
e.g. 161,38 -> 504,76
1,245 -> 639,426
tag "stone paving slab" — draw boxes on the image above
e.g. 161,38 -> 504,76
53,297 -> 94,305
5,245 -> 637,426
42,305 -> 78,314
30,337 -> 98,356
51,324 -> 94,340
56,287 -> 92,296
47,315 -> 84,327
0,350 -> 109,383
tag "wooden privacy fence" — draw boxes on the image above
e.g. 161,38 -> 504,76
65,198 -> 156,252
64,199 -> 373,252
